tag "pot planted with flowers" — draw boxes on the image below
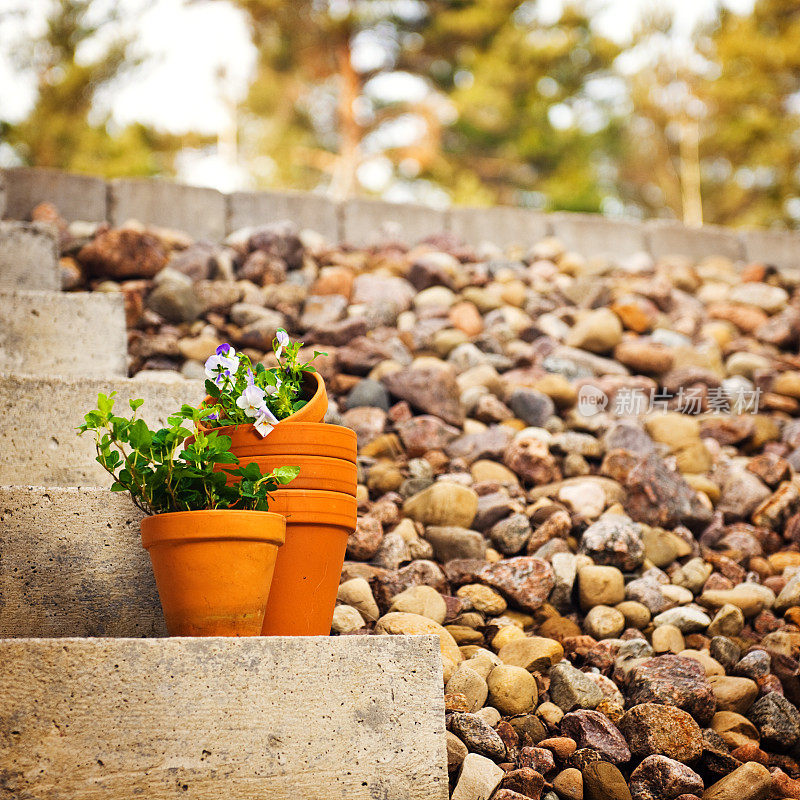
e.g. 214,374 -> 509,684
199,332 -> 358,637
79,393 -> 299,636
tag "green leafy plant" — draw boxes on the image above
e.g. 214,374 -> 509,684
78,393 -> 299,515
201,332 -> 325,436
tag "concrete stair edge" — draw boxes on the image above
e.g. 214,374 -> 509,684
0,635 -> 449,800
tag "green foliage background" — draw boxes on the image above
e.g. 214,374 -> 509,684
3,0 -> 799,228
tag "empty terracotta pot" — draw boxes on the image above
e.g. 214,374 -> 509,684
220,421 -> 356,462
261,489 -> 357,636
228,454 -> 357,495
141,510 -> 285,636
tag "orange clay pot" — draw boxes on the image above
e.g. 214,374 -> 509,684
261,490 -> 357,636
227,454 -> 358,496
198,370 -> 327,434
217,422 -> 357,462
141,510 -> 285,637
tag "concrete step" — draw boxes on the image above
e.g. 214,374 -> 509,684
0,290 -> 127,377
0,486 -> 161,638
0,374 -> 203,486
0,636 -> 448,799
0,221 -> 59,290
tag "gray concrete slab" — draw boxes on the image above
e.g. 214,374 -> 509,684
0,290 -> 127,376
550,212 -> 649,260
0,221 -> 59,290
449,205 -> 551,250
228,190 -> 340,241
110,178 -> 226,241
646,220 -> 745,262
1,167 -> 108,222
0,486 -> 162,637
740,228 -> 800,271
0,636 -> 448,800
342,197 -> 447,247
0,374 -> 203,486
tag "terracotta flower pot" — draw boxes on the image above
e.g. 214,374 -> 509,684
227,454 -> 358,495
260,489 -> 357,636
220,421 -> 357,461
198,370 -> 327,434
141,510 -> 285,637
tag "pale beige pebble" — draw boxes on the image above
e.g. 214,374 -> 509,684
535,373 -> 578,408
679,649 -> 725,676
331,604 -> 365,634
774,371 -> 800,400
414,285 -> 456,309
707,604 -> 745,637
537,701 -> 564,728
553,767 -> 584,800
558,480 -> 606,519
660,584 -> 694,605
466,654 -> 498,681
498,636 -> 564,672
403,482 -> 479,528
456,364 -> 504,395
392,518 -> 420,542
652,624 -> 685,654
672,557 -> 713,593
578,565 -> 625,610
708,675 -> 759,714
566,308 -> 623,353
641,527 -> 689,568
463,418 -> 487,435
475,706 -> 502,727
336,577 -> 380,622
503,610 -> 535,629
701,761 -> 773,800
698,584 -> 775,617
451,753 -> 505,800
485,548 -> 503,563
445,664 -> 489,713
583,605 -> 625,640
646,412 -> 702,450
710,711 -> 760,749
492,624 -> 526,651
446,730 -> 469,772
615,601 -> 651,629
726,351 -> 771,379
447,625 -> 485,645
389,585 -> 448,624
470,459 -> 519,485
368,359 -> 402,381
457,584 -> 508,616
375,612 -> 462,680
684,473 -> 721,503
702,320 -> 738,349
432,328 -> 469,358
487,664 -> 539,715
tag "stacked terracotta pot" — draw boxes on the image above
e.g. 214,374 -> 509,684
215,371 -> 357,636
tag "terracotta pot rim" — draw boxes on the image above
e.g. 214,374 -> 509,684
141,509 -> 286,549
198,370 -> 326,432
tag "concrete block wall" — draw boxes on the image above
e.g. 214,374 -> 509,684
2,166 -> 799,266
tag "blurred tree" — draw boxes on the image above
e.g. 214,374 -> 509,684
700,0 -> 800,228
616,11 -> 708,225
406,2 -> 623,211
2,0 -> 202,176
236,0 -> 622,211
234,0 -> 443,199
620,0 -> 800,229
